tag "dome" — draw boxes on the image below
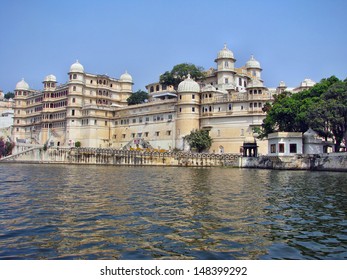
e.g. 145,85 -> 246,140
300,78 -> 315,87
69,60 -> 84,73
246,55 -> 261,69
244,135 -> 256,143
202,84 -> 216,92
216,44 -> 234,60
44,74 -> 57,82
304,128 -> 318,138
15,78 -> 29,90
278,81 -> 286,88
247,79 -> 264,88
120,70 -> 133,83
177,74 -> 200,93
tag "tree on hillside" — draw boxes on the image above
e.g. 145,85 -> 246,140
4,92 -> 15,99
159,63 -> 205,90
126,90 -> 149,105
183,129 -> 212,153
258,76 -> 347,151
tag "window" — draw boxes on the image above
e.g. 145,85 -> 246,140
90,80 -> 93,84
166,130 -> 171,136
132,118 -> 136,123
239,78 -> 242,86
150,86 -> 154,93
132,133 -> 135,138
105,121 -> 108,126
270,144 -> 276,153
192,107 -> 195,112
290,143 -> 297,153
122,134 -> 126,139
168,114 -> 172,120
94,120 -> 97,125
145,117 -> 149,122
144,132 -> 149,137
156,85 -> 160,91
279,143 -> 285,153
192,94 -> 195,99
155,131 -> 160,136
73,74 -> 77,79
225,78 -> 229,84
225,61 -> 229,68
137,133 -> 142,138
179,107 -> 182,113
73,86 -> 76,91
228,104 -> 232,110
250,103 -> 253,108
72,98 -> 76,103
179,95 -> 182,100
71,109 -> 75,116
241,105 -> 244,110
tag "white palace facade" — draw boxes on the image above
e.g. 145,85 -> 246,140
12,45 -> 315,154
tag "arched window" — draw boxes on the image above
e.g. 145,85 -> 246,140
156,85 -> 160,91
73,74 -> 77,79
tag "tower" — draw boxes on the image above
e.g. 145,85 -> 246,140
67,60 -> 85,145
215,44 -> 236,90
13,79 -> 30,141
246,55 -> 262,81
175,74 -> 200,151
41,74 -> 57,143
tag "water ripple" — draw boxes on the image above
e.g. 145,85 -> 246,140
0,164 -> 346,259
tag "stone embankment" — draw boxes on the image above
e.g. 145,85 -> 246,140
241,153 -> 347,171
0,144 -> 241,167
2,144 -> 347,171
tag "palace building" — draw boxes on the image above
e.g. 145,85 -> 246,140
12,45 -> 315,154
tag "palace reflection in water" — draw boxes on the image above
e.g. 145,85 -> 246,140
0,164 -> 346,259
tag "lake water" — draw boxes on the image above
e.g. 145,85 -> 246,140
0,163 -> 346,260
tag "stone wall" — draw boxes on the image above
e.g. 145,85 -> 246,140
241,153 -> 347,171
1,144 -> 241,167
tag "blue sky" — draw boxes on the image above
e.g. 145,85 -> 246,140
0,0 -> 346,93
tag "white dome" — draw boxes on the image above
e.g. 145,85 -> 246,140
177,74 -> 200,93
70,60 -> 84,73
16,78 -> 29,90
216,44 -> 234,60
304,128 -> 318,138
247,79 -> 264,88
278,81 -> 286,87
44,74 -> 57,82
120,70 -> 133,83
202,84 -> 216,92
300,78 -> 315,87
244,136 -> 256,143
246,55 -> 261,69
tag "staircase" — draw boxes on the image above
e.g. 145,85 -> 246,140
122,138 -> 153,150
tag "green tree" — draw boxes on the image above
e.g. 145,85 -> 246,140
183,129 -> 212,153
75,141 -> 81,148
127,90 -> 149,105
159,63 -> 205,90
4,92 -> 15,99
259,76 -> 347,151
